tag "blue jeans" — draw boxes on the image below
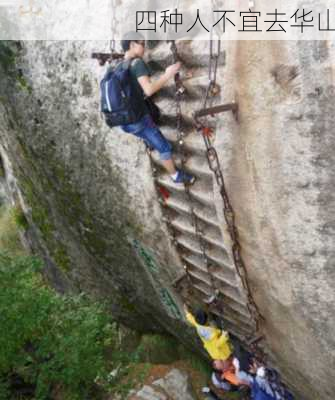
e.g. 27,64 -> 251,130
120,114 -> 172,160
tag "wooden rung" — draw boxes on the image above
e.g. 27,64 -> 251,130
247,334 -> 264,346
91,52 -> 124,65
172,272 -> 187,287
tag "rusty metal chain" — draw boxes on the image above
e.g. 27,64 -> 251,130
144,36 -> 262,340
110,0 -> 116,53
203,38 -> 220,110
194,31 -> 263,335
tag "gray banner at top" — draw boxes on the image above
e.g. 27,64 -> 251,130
0,0 -> 335,40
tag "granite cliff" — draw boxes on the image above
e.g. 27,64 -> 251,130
0,39 -> 334,400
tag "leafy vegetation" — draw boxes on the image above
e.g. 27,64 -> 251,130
0,203 -> 211,399
0,204 -> 26,256
0,42 -> 32,93
0,206 -> 157,399
0,252 -> 116,400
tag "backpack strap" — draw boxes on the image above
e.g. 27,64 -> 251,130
118,57 -> 138,70
105,58 -> 129,73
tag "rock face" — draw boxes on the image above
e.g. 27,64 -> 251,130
132,386 -> 168,400
131,369 -> 196,400
0,36 -> 335,400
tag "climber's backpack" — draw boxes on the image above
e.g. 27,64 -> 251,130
100,60 -> 143,128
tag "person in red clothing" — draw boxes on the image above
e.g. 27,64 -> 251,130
213,358 -> 251,388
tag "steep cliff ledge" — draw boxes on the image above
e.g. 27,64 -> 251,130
0,39 -> 334,400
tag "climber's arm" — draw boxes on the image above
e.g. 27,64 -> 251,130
215,329 -> 232,350
137,62 -> 181,97
138,75 -> 170,97
185,311 -> 198,327
183,304 -> 197,327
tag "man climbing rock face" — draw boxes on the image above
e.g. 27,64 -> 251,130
119,32 -> 195,185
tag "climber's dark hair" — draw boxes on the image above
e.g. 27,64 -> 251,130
195,309 -> 208,325
121,31 -> 145,52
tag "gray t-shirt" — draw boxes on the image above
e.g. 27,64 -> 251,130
121,57 -> 151,119
130,57 -> 151,82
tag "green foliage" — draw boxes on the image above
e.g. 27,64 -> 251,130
177,345 -> 212,378
19,177 -> 72,273
136,334 -> 180,364
0,378 -> 9,400
97,328 -> 153,398
0,42 -> 16,74
0,252 -> 116,399
10,203 -> 29,230
16,74 -> 32,94
53,244 -> 71,272
102,361 -> 151,398
0,205 -> 25,255
0,42 -> 32,93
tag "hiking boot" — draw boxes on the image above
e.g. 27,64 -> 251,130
172,170 -> 196,185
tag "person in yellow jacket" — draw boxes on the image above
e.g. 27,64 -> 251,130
184,304 -> 232,361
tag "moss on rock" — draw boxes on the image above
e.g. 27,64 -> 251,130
0,40 -> 169,335
0,42 -> 16,74
11,202 -> 29,230
0,42 -> 32,93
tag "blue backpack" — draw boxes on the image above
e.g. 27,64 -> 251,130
100,60 -> 143,127
252,380 -> 277,400
252,376 -> 294,400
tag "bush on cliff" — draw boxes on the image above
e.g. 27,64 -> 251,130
0,252 -> 115,400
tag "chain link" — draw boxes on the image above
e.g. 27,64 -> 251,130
203,3 -> 222,110
110,0 -> 116,53
195,32 -> 263,335
142,28 -> 263,342
208,38 -> 220,85
168,12 -> 263,340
